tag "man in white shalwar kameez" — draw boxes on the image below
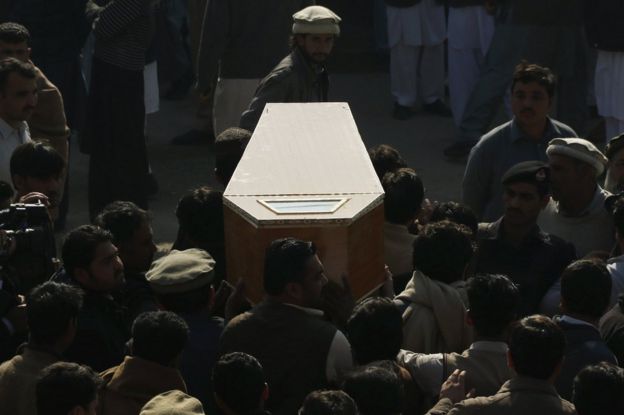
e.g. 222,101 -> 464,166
385,0 -> 451,120
447,2 -> 495,126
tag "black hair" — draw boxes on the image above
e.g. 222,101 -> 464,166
27,282 -> 83,345
466,274 -> 520,338
342,364 -> 403,415
573,362 -> 624,415
215,127 -> 251,186
263,237 -> 317,296
511,61 -> 557,98
382,168 -> 424,224
561,259 -> 612,319
36,362 -> 103,415
0,22 -> 30,44
175,187 -> 224,251
213,352 -> 266,414
0,57 -> 36,93
299,390 -> 358,415
346,297 -> 403,365
61,225 -> 114,277
368,144 -> 407,181
509,315 -> 566,380
131,311 -> 189,366
94,200 -> 150,245
10,140 -> 64,184
412,220 -> 474,284
155,282 -> 213,314
429,201 -> 478,237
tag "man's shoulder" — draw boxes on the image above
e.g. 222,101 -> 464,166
478,121 -> 514,146
550,119 -> 577,138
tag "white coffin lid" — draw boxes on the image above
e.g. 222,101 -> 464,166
224,103 -> 384,226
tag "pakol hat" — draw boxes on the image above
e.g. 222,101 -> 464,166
140,390 -> 205,415
146,249 -> 216,294
546,138 -> 608,177
293,6 -> 341,36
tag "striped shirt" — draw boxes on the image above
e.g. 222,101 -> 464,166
87,0 -> 154,71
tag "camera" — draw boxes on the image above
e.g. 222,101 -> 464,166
0,203 -> 58,294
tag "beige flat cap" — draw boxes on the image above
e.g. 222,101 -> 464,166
546,137 -> 608,177
140,390 -> 204,415
293,6 -> 341,35
146,249 -> 216,294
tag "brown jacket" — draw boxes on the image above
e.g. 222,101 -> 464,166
0,346 -> 60,415
427,377 -> 577,415
97,356 -> 187,415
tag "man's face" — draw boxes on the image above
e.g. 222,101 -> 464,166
80,241 -> 125,293
296,34 -> 335,64
14,174 -> 61,218
298,254 -> 328,308
118,220 -> 157,274
511,81 -> 551,129
503,182 -> 548,227
608,148 -> 624,192
549,154 -> 591,202
0,40 -> 30,62
0,72 -> 38,123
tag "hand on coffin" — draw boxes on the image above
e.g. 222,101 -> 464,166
210,280 -> 233,318
224,279 -> 251,322
321,274 -> 355,330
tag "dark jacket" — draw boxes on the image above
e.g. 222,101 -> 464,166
219,301 -> 337,415
554,317 -> 618,401
239,48 -> 329,131
178,310 -> 223,412
585,1 -> 624,52
196,0 -> 313,91
64,291 -> 130,372
476,220 -> 576,316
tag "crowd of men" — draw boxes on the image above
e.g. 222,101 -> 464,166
0,0 -> 624,414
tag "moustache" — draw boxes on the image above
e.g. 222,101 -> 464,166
521,108 -> 535,115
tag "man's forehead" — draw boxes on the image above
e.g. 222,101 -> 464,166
93,241 -> 118,260
513,81 -> 547,93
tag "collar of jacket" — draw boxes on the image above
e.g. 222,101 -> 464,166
499,376 -> 561,397
480,218 -> 547,245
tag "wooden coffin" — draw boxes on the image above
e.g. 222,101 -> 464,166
223,103 -> 385,303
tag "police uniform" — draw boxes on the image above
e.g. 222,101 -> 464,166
475,162 -> 576,316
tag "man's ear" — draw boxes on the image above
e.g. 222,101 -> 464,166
68,405 -> 86,415
261,383 -> 270,401
285,282 -> 303,301
540,194 -> 550,210
506,350 -> 515,371
73,267 -> 90,287
465,310 -> 475,327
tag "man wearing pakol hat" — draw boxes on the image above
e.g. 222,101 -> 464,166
538,138 -> 614,258
146,248 -> 224,412
475,161 -> 576,316
239,5 -> 341,131
605,134 -> 624,194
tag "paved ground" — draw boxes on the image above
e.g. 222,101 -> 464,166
63,70 -> 469,247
